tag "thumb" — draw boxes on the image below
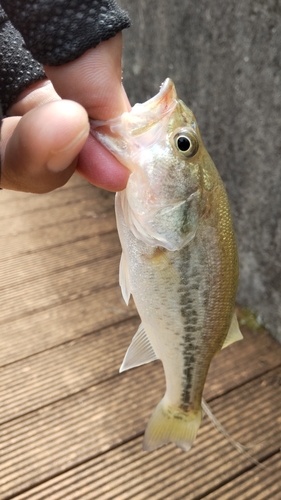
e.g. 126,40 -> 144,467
44,32 -> 130,120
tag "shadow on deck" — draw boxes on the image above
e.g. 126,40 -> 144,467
0,176 -> 280,500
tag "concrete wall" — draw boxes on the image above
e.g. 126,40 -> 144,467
119,0 -> 281,341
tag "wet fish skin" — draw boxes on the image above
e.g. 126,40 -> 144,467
91,78 -> 241,452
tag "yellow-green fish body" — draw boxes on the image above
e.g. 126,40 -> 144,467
91,78 -> 241,451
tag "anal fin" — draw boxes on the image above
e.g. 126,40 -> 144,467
222,313 -> 243,349
120,323 -> 158,373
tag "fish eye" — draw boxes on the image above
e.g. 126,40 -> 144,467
174,131 -> 199,158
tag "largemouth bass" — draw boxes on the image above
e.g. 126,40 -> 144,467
91,78 -> 242,452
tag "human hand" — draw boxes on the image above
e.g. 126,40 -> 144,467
0,33 -> 130,193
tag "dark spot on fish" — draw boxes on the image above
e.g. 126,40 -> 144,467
186,354 -> 195,365
180,402 -> 192,412
189,283 -> 200,290
189,342 -> 195,349
180,293 -> 192,306
188,317 -> 197,325
174,414 -> 184,420
186,326 -> 198,332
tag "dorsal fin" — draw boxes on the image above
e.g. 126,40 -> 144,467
120,323 -> 158,372
222,313 -> 243,349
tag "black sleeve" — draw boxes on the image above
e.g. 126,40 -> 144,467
0,6 -> 46,115
1,0 -> 130,66
0,1 -> 130,114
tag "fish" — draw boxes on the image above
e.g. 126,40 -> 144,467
91,78 -> 242,452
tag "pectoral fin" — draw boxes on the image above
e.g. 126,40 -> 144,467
120,323 -> 158,372
119,252 -> 131,305
222,313 -> 243,349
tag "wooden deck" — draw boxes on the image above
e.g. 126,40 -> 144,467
0,175 -> 280,500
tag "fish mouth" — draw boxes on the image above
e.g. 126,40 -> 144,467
131,78 -> 178,123
90,78 -> 179,172
90,78 -> 178,135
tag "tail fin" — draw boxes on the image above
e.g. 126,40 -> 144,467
143,397 -> 202,452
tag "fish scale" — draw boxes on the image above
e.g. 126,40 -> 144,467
91,78 -> 242,452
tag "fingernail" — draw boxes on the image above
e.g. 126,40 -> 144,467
121,83 -> 132,112
47,127 -> 89,172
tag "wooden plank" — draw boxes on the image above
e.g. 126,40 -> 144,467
0,284 -> 137,366
205,325 -> 281,399
202,453 -> 281,499
0,178 -> 116,261
0,323 -> 280,423
0,253 -> 120,326
0,183 -> 113,220
0,196 -> 114,238
0,216 -> 116,260
0,230 -> 120,292
0,317 -> 139,423
2,366 -> 281,500
0,174 -> 89,204
1,169 -> 280,500
10,447 -> 281,500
